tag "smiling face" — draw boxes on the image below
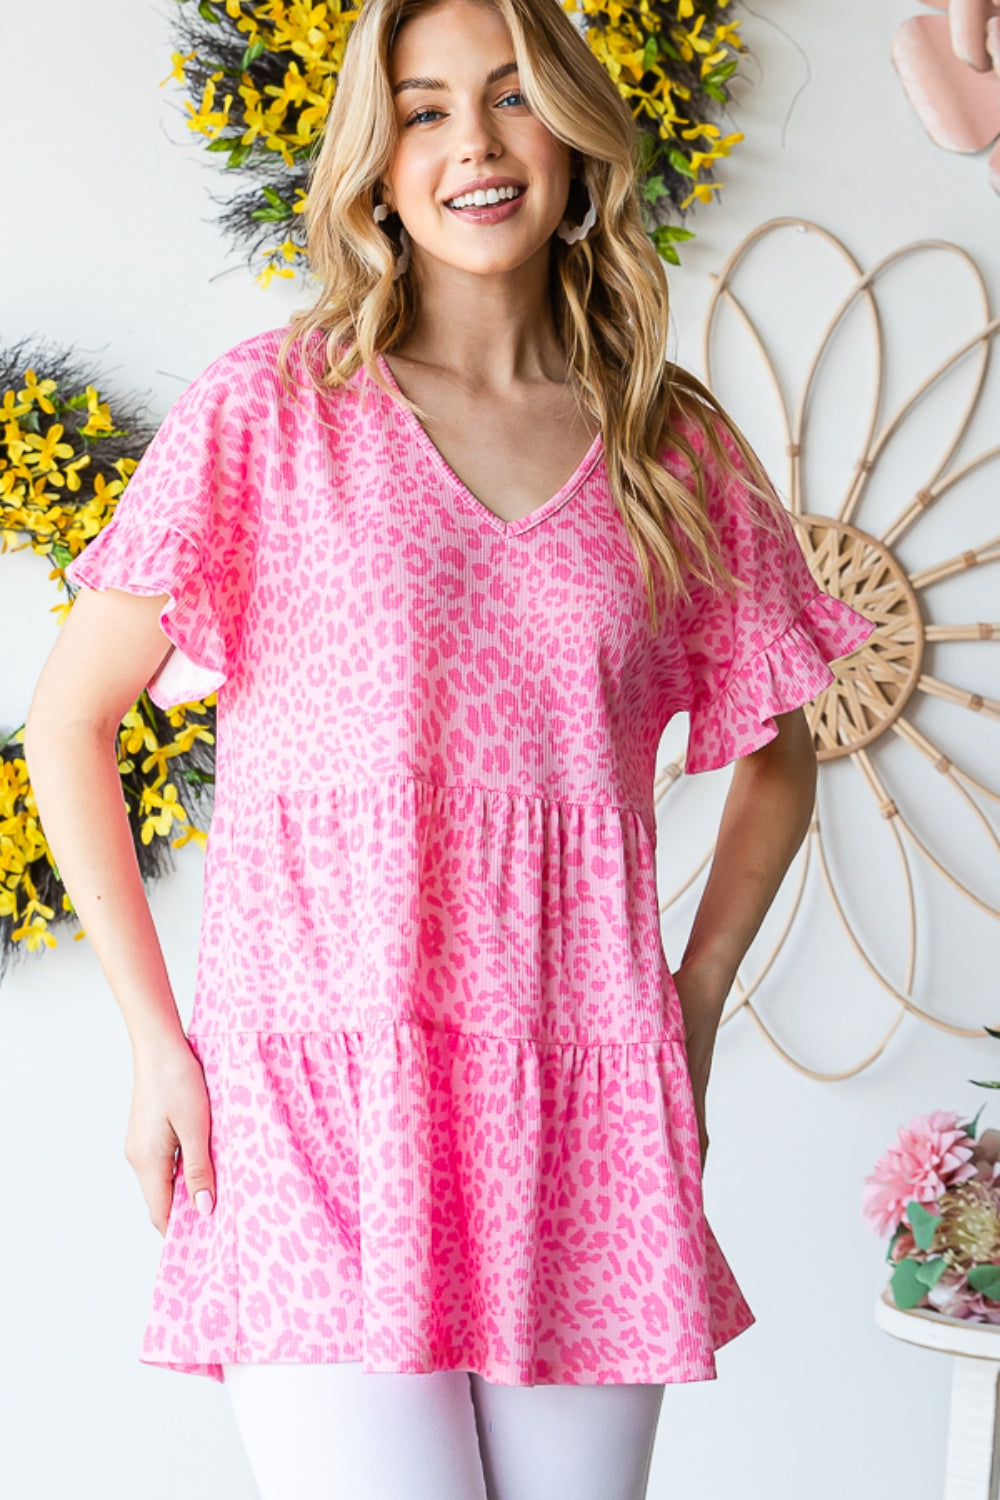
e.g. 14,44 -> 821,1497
383,0 -> 573,278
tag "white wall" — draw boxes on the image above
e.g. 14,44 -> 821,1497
1,2 -> 997,1496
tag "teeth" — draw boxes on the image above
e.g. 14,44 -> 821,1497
447,185 -> 522,209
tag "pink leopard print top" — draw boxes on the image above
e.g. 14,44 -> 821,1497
64,326 -> 876,1385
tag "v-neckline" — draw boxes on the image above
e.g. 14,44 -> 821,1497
374,350 -> 604,538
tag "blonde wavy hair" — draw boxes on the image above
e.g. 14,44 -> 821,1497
278,0 -> 789,631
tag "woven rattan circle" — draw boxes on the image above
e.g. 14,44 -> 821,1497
793,514 -> 919,761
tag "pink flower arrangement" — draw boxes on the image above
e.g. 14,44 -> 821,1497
862,1110 -> 979,1237
864,1095 -> 1000,1319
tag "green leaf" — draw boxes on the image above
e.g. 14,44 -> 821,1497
914,1257 -> 949,1289
890,1258 -> 932,1311
205,136 -> 237,153
240,38 -> 267,70
657,37 -> 681,62
182,766 -> 216,786
982,1026 -> 1000,1041
651,225 -> 688,263
667,149 -> 694,179
225,143 -> 253,169
197,0 -> 220,20
964,1104 -> 987,1140
641,35 -> 658,71
706,59 -> 738,85
641,174 -> 667,205
250,207 -> 291,222
655,225 -> 695,243
906,1200 -> 942,1252
968,1080 -> 1000,1090
262,186 -> 292,210
52,542 -> 73,567
702,82 -> 727,104
634,131 -> 659,174
968,1264 -> 1000,1301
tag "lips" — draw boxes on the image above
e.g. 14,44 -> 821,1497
442,178 -> 527,205
443,187 -> 524,211
443,187 -> 528,226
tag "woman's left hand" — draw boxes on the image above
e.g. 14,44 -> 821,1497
671,960 -> 733,1171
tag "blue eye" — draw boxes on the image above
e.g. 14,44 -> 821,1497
404,90 -> 526,127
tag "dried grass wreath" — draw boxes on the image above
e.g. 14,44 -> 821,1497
162,0 -> 747,286
0,341 -> 217,976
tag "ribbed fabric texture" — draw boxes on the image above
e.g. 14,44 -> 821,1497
64,327 -> 876,1385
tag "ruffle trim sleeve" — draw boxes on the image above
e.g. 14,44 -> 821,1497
684,587 -> 877,775
64,517 -> 228,712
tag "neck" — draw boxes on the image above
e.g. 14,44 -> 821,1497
394,241 -> 568,393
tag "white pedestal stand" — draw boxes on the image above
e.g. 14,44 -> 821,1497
875,1288 -> 1000,1499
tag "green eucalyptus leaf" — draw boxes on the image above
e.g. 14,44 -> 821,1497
890,1258 -> 931,1311
906,1200 -> 942,1252
967,1265 -> 1000,1301
914,1257 -> 949,1289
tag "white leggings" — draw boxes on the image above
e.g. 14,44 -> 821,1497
223,1360 -> 665,1500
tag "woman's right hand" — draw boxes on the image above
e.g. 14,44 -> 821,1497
125,1035 -> 217,1236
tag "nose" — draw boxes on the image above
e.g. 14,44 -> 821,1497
453,100 -> 503,162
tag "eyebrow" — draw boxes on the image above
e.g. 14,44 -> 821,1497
391,59 -> 519,97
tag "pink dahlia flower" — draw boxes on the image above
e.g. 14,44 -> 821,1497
862,1110 -> 978,1238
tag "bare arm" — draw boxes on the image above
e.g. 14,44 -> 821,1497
22,586 -> 217,1232
673,707 -> 818,1163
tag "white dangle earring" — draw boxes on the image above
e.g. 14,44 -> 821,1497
373,200 -> 411,281
556,178 -> 598,245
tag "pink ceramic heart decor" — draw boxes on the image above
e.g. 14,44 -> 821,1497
891,0 -> 1000,192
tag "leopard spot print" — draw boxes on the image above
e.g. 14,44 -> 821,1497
65,327 -> 876,1383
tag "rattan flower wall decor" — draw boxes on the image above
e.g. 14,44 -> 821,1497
161,0 -> 747,285
0,341 -> 219,978
655,218 -> 1000,1079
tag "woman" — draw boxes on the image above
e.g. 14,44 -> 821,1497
24,0 -> 876,1495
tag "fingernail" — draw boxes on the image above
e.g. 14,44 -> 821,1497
195,1189 -> 214,1216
